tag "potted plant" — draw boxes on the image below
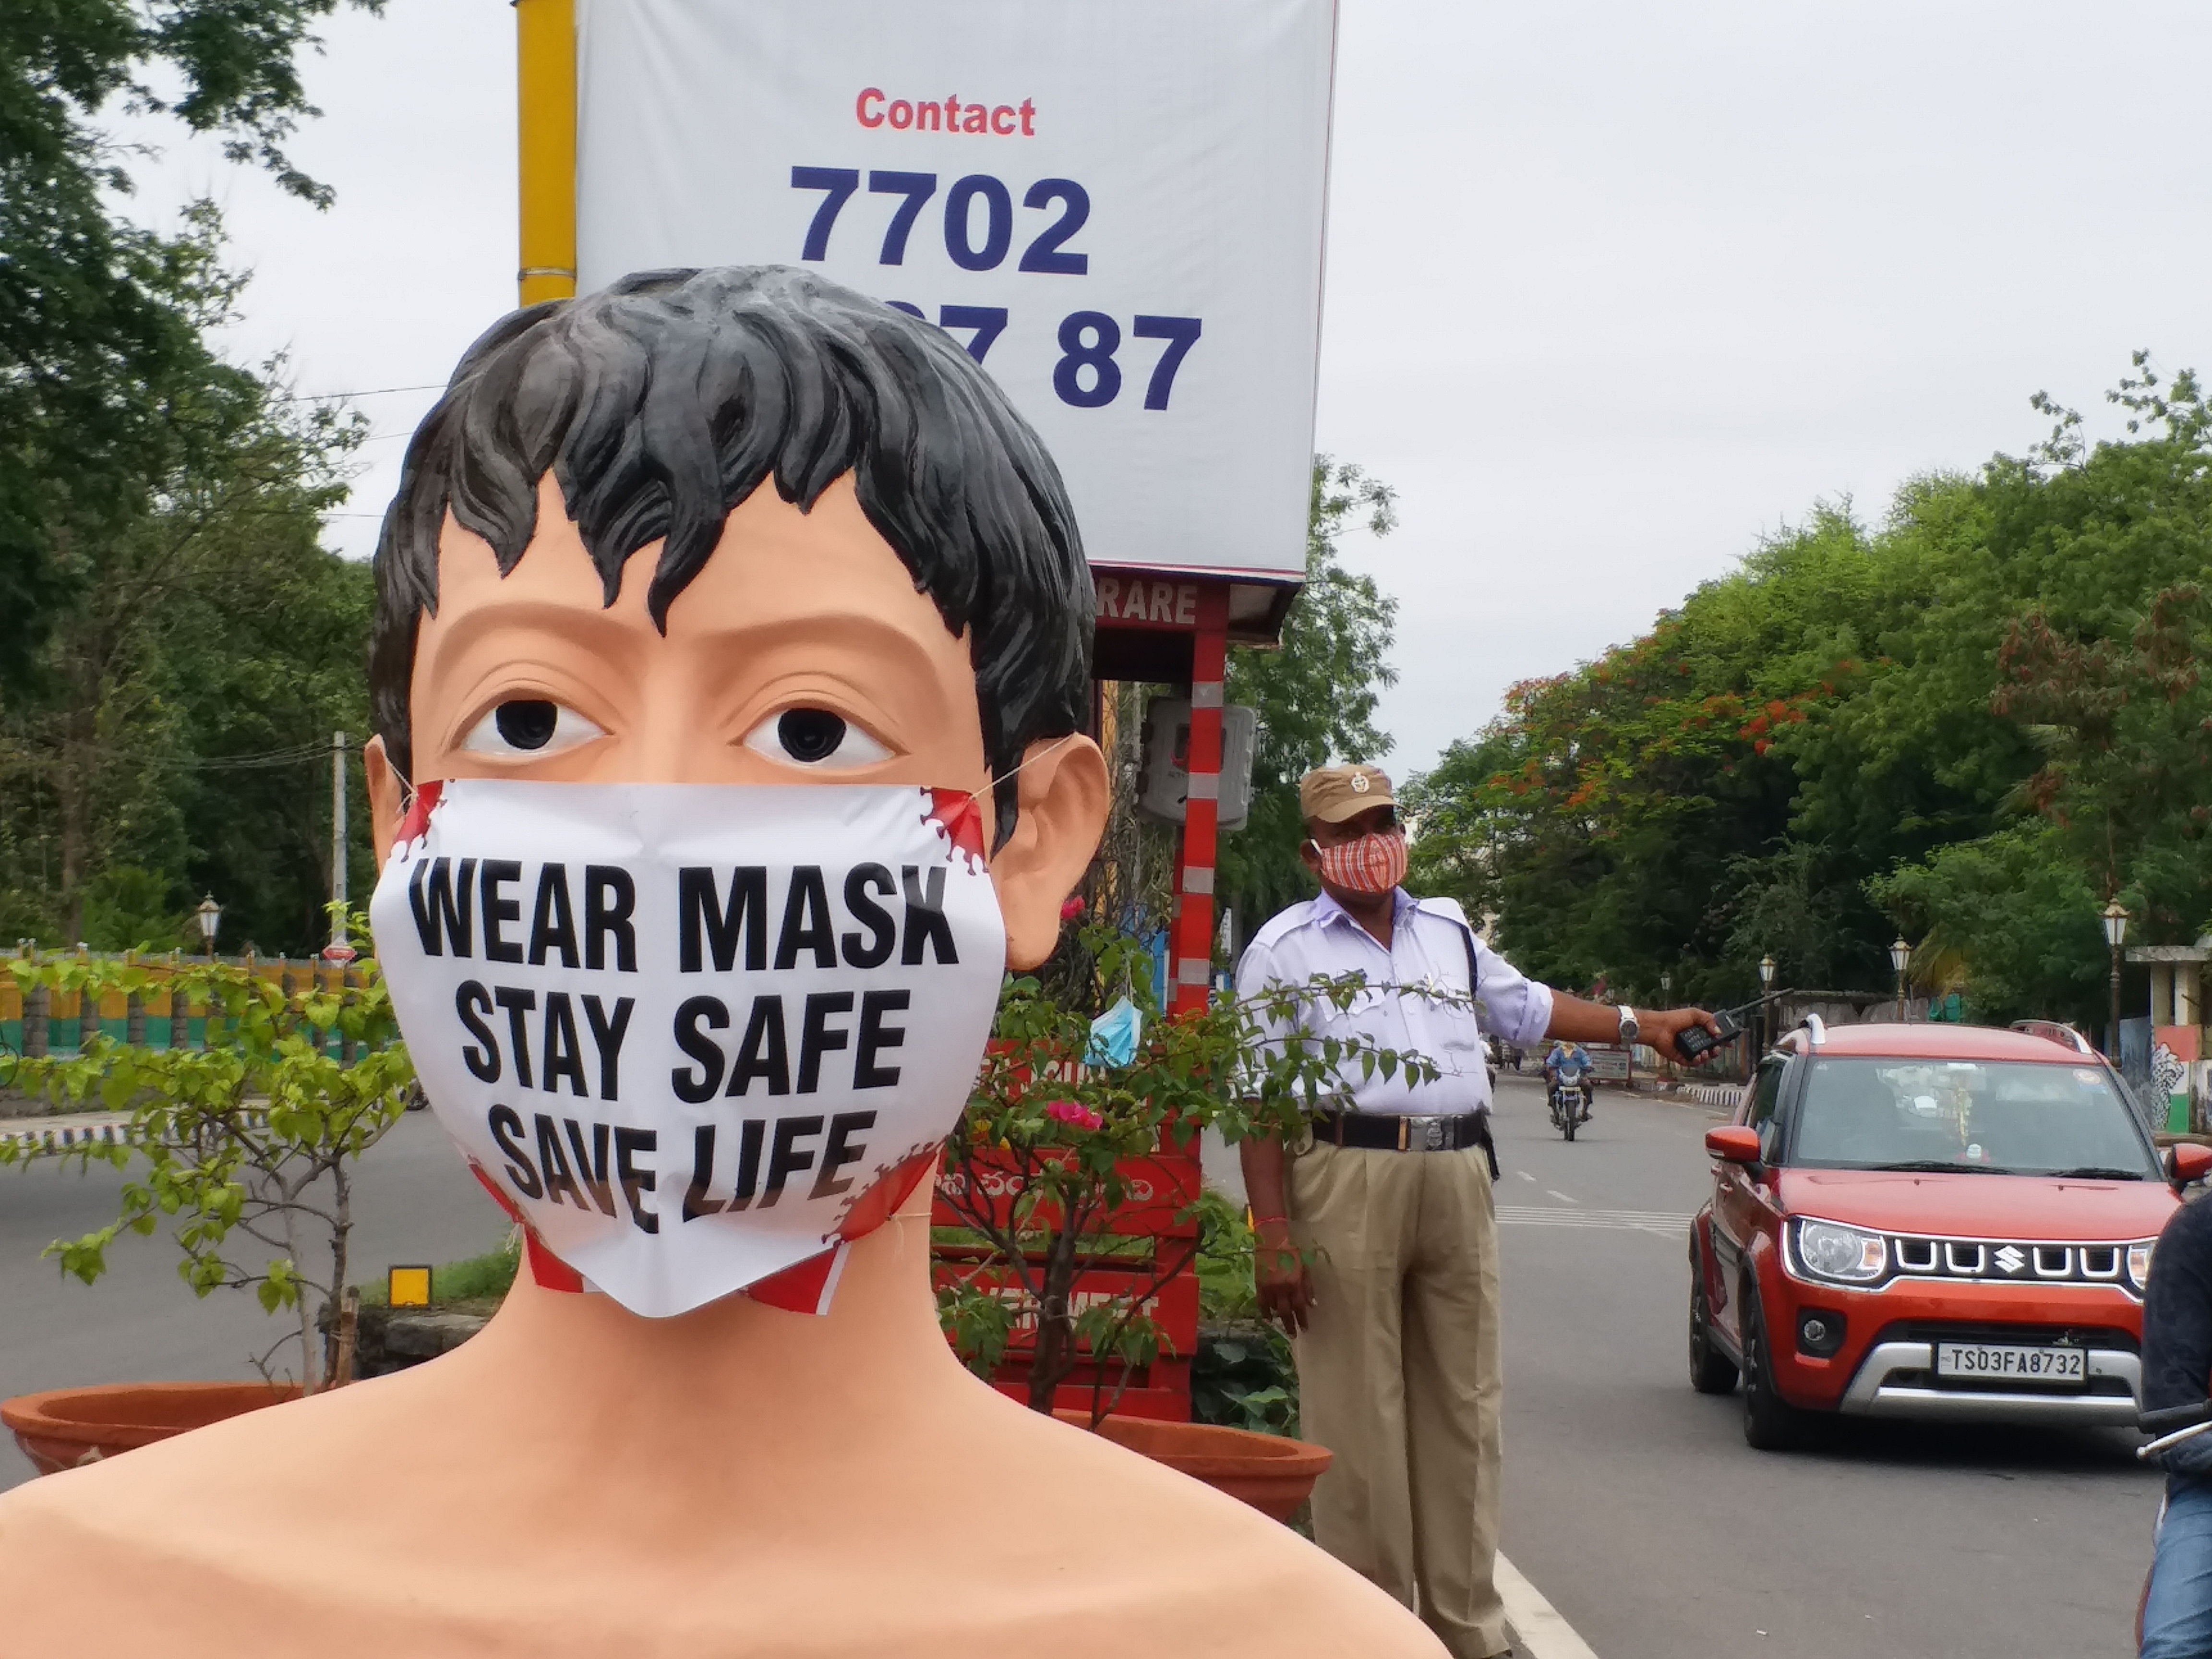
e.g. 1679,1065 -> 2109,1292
1,923 -> 414,1475
934,921 -> 1435,1521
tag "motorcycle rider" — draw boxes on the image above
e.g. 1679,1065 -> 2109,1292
1543,1040 -> 1595,1124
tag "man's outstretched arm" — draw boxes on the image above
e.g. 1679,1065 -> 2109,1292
1543,990 -> 1722,1063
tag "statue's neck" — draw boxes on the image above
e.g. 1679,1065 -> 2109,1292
461,1198 -> 974,1457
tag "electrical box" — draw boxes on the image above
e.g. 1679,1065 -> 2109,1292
1137,698 -> 1259,831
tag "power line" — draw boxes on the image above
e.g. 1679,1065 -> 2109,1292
2,739 -> 360,773
275,383 -> 445,403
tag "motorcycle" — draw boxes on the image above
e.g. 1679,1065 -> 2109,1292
1547,1073 -> 1591,1141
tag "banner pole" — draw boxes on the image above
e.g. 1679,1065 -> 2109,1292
515,0 -> 578,308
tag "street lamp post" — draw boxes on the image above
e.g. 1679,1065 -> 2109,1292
2103,900 -> 2130,1060
195,894 -> 223,960
1890,937 -> 1911,1023
1757,954 -> 1776,1053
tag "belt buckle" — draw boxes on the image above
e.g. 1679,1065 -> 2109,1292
1401,1115 -> 1446,1152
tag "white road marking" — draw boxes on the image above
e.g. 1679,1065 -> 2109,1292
1497,1550 -> 1600,1659
1546,1189 -> 1578,1204
1496,1205 -> 1693,1239
1517,1170 -> 1538,1182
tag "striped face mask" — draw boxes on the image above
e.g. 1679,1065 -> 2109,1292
1310,829 -> 1408,895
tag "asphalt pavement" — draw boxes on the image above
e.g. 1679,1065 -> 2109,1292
1491,1070 -> 2159,1659
0,1111 -> 511,1491
0,1084 -> 2166,1653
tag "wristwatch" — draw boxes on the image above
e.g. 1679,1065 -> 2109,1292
1617,1006 -> 1641,1045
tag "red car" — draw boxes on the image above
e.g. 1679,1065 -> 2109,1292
1688,1018 -> 2212,1448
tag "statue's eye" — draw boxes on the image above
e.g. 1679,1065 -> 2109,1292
743,707 -> 893,770
460,698 -> 606,757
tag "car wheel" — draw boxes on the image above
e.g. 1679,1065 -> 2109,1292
1688,1270 -> 1739,1395
1740,1279 -> 1808,1450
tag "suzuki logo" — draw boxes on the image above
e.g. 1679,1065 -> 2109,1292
1993,1245 -> 2027,1274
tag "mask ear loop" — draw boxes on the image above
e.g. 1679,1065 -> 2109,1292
959,733 -> 1078,808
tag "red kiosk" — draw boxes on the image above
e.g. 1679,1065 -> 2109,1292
929,570 -> 1299,1419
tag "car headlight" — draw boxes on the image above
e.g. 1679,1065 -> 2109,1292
2128,1239 -> 2156,1290
1795,1219 -> 1888,1284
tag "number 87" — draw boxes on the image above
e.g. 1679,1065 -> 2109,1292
1053,313 -> 1202,410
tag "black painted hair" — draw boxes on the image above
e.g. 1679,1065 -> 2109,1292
368,264 -> 1093,846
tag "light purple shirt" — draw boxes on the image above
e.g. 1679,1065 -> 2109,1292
1233,889 -> 1554,1118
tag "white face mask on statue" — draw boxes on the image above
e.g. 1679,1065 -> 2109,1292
367,779 -> 1005,1319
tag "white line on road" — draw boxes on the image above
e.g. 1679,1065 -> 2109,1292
1496,1206 -> 1693,1239
1517,1170 -> 1538,1182
1498,1550 -> 1600,1659
1497,1207 -> 1693,1224
1546,1189 -> 1577,1204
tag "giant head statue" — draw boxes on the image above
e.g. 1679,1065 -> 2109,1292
0,266 -> 1438,1659
361,265 -> 1110,1314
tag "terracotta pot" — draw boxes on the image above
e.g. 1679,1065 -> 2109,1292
2,1382 -> 299,1478
1059,1410 -> 1331,1523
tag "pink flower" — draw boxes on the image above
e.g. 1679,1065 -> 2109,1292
1045,1100 -> 1103,1131
1060,896 -> 1087,922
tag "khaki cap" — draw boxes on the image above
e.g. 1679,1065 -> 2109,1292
1299,764 -> 1396,825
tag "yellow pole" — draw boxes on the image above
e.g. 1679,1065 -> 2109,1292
515,0 -> 577,308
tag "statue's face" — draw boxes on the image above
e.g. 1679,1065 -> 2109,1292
402,473 -> 986,794
363,473 -> 1106,971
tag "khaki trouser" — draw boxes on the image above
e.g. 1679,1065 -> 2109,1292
1289,1137 -> 1505,1659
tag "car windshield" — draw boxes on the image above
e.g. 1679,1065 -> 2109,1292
1789,1056 -> 2157,1178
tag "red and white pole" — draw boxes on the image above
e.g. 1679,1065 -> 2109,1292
1170,585 -> 1230,1017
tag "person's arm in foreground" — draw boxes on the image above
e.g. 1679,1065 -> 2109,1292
2143,1201 -> 2212,1474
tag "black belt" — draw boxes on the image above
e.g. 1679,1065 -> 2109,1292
1310,1109 -> 1500,1179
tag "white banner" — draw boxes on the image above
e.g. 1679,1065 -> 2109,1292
369,780 -> 1005,1318
572,0 -> 1336,584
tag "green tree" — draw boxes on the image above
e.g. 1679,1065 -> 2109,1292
0,208 -> 370,950
2,0 -> 381,685
1217,457 -> 1398,938
1,4 -> 382,952
1406,356 -> 2212,1027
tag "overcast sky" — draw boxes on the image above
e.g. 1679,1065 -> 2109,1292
124,0 -> 2212,780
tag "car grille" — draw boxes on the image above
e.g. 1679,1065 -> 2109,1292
1886,1233 -> 2130,1290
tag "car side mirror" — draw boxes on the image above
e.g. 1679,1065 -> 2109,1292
1706,1125 -> 1762,1165
2168,1143 -> 2212,1188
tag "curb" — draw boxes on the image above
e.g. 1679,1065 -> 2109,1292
1662,1082 -> 1742,1110
1,1119 -> 139,1156
1498,1550 -> 1599,1659
1,1108 -> 273,1158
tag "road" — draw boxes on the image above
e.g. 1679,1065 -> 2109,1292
0,1111 -> 511,1491
0,1085 -> 2164,1653
1491,1070 -> 2158,1659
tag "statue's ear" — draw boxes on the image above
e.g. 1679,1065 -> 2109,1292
987,735 -> 1109,971
363,736 -> 406,878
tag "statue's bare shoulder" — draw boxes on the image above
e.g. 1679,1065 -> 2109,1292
0,1364 -> 1440,1659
